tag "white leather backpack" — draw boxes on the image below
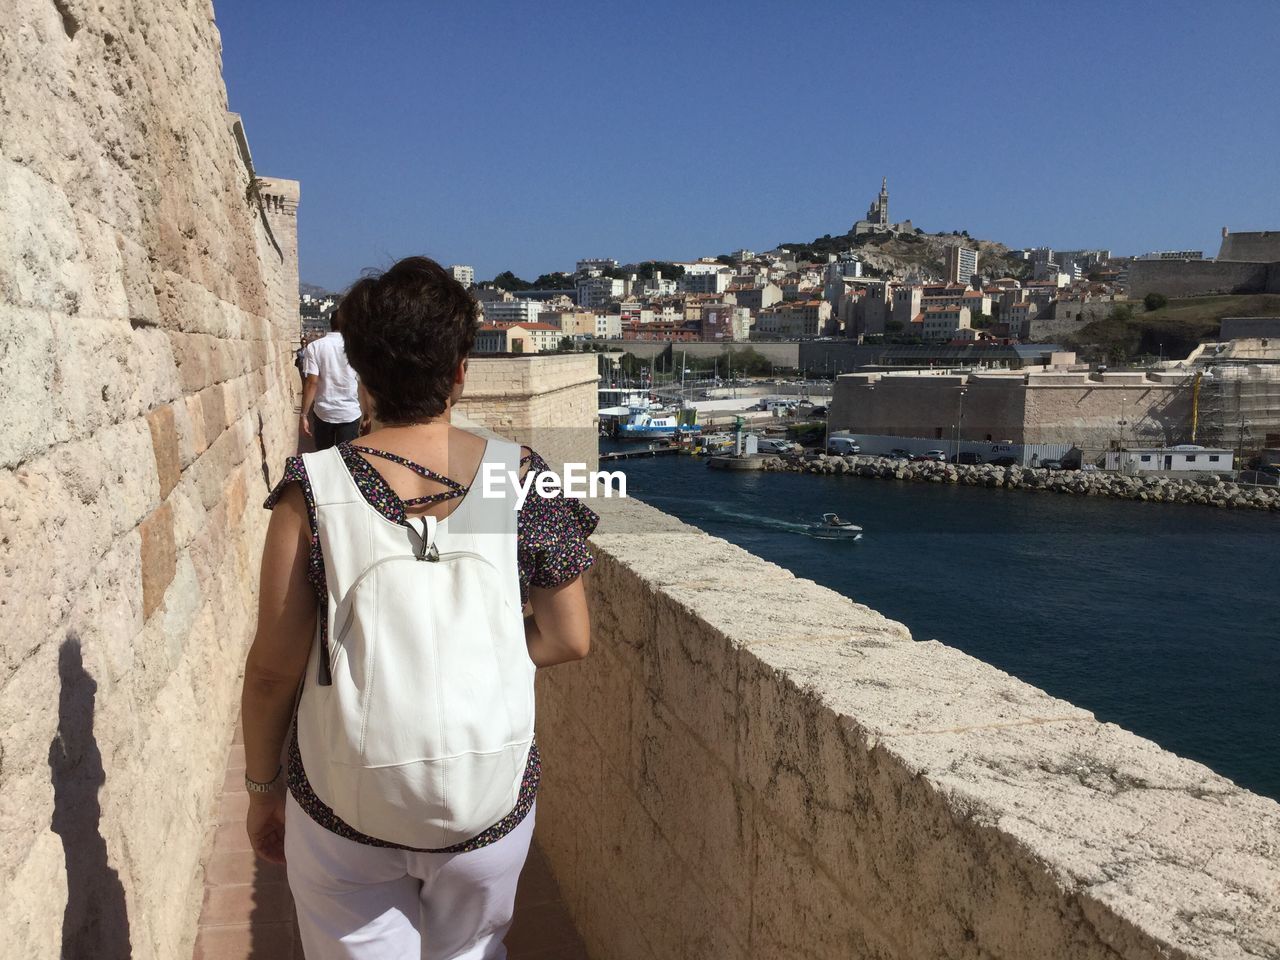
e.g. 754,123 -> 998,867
294,439 -> 534,848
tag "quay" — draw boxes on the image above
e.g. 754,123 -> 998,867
599,443 -> 680,462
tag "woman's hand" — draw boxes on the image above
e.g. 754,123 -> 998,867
246,790 -> 287,865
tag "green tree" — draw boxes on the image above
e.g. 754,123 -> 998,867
618,352 -> 643,377
1108,303 -> 1135,323
491,271 -> 532,291
1143,292 -> 1168,312
533,272 -> 576,289
557,336 -> 575,352
722,346 -> 772,376
634,261 -> 685,280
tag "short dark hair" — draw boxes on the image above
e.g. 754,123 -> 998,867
339,257 -> 479,423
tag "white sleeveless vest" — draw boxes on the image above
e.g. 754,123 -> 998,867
295,440 -> 534,849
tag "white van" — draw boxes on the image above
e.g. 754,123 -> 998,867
826,436 -> 861,455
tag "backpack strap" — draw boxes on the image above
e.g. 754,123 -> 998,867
299,446 -> 360,507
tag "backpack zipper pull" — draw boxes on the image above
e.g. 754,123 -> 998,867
412,516 -> 440,561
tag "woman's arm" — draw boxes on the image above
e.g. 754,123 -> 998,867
525,573 -> 591,667
241,483 -> 316,862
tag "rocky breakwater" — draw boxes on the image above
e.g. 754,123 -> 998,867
761,454 -> 1280,511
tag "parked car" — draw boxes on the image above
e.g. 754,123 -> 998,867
756,437 -> 800,455
1040,459 -> 1065,470
913,450 -> 948,462
827,437 -> 861,455
988,455 -> 1018,467
886,448 -> 912,460
949,452 -> 984,465
810,406 -> 828,417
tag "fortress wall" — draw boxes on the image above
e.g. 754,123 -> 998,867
831,373 -> 1193,455
456,354 -> 600,472
830,374 -> 1027,442
1127,259 -> 1270,299
1021,378 -> 1192,454
1217,230 -> 1280,263
0,3 -> 299,957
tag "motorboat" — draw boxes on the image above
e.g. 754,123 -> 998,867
809,512 -> 863,540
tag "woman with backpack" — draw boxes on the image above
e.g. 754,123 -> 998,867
239,256 -> 595,959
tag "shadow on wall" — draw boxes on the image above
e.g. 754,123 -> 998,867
48,637 -> 131,960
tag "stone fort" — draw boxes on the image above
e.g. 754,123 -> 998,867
1128,225 -> 1280,298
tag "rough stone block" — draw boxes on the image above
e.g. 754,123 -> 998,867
147,405 -> 182,499
138,502 -> 176,621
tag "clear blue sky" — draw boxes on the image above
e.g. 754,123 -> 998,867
215,0 -> 1280,291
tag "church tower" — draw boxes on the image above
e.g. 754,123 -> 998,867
866,177 -> 889,227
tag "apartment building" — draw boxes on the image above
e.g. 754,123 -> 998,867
482,298 -> 543,325
918,304 -> 973,341
755,300 -> 833,338
945,246 -> 979,285
576,275 -> 625,308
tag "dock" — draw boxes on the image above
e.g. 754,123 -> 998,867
600,444 -> 681,462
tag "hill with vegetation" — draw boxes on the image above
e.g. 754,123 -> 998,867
768,226 -> 1030,281
1065,294 -> 1280,362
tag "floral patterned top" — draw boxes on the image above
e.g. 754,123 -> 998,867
264,441 -> 597,852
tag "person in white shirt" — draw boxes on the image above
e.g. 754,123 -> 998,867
301,310 -> 365,450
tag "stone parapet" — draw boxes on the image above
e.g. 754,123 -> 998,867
533,495 -> 1280,959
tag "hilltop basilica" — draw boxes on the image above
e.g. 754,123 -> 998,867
851,177 -> 914,236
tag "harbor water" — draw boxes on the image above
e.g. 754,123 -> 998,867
611,450 -> 1280,801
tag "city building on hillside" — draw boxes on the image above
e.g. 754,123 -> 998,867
448,264 -> 474,287
781,278 -> 820,300
576,275 -> 625,308
576,257 -> 618,275
621,320 -> 700,342
732,282 -> 782,312
700,304 -> 752,342
755,300 -> 832,338
851,280 -> 891,337
946,246 -> 979,285
962,289 -> 992,318
919,304 -> 973,341
482,298 -> 543,325
1003,300 -> 1039,338
505,322 -> 561,353
636,272 -> 677,297
678,270 -> 731,295
891,284 -> 922,329
730,248 -> 756,263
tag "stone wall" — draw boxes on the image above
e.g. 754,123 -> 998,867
532,495 -> 1280,959
830,370 -> 1193,456
1217,229 -> 1280,263
0,3 -> 299,957
455,354 -> 599,472
1127,258 -> 1275,299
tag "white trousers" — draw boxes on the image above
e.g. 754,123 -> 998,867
285,793 -> 534,960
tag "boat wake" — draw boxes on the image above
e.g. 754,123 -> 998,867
709,504 -> 827,536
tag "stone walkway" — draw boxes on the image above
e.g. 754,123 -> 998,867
193,726 -> 588,959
